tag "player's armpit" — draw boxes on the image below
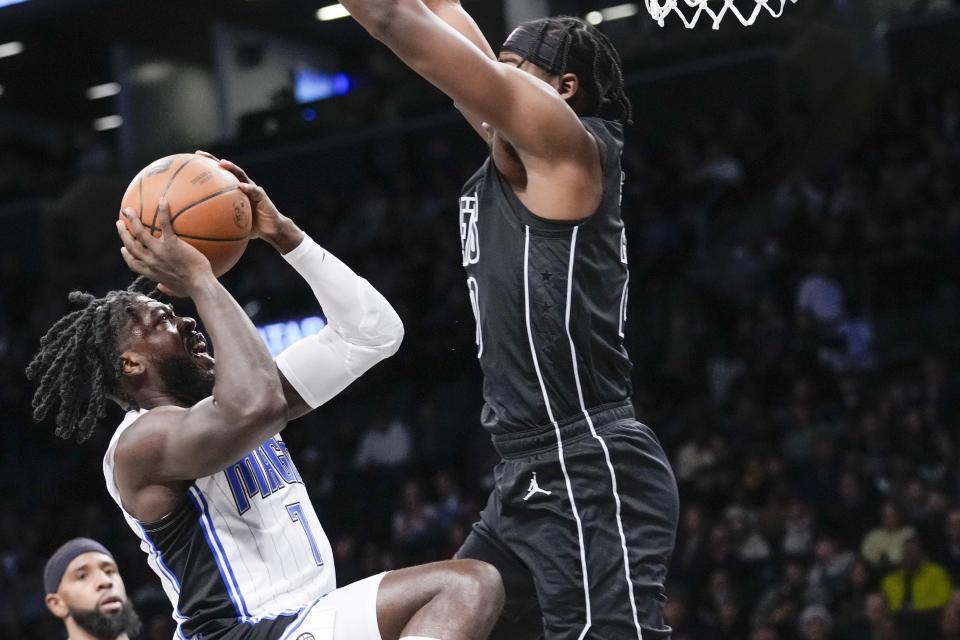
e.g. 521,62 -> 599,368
345,0 -> 592,162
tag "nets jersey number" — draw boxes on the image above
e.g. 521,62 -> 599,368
460,193 -> 480,267
460,193 -> 482,358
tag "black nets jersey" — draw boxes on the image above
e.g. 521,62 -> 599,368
458,117 -> 633,436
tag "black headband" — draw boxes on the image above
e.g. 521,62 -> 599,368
501,25 -> 566,76
44,538 -> 114,594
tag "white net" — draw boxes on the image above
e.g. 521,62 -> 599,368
645,0 -> 799,29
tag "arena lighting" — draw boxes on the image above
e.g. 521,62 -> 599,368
585,3 -> 640,24
257,316 -> 327,357
316,4 -> 350,21
0,0 -> 30,8
86,82 -> 121,100
294,70 -> 351,103
133,61 -> 173,83
93,115 -> 123,131
0,41 -> 24,58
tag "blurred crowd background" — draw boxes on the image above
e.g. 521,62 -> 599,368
2,0 -> 960,639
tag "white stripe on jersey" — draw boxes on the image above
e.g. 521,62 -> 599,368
522,226 -> 593,640
564,227 -> 643,639
104,410 -> 336,626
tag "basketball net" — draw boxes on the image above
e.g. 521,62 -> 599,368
645,0 -> 799,29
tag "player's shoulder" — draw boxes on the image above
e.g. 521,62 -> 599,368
462,156 -> 494,194
580,117 -> 625,152
114,405 -> 186,466
579,116 -> 624,134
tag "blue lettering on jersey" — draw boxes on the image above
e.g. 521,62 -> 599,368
265,439 -> 303,484
225,437 -> 304,514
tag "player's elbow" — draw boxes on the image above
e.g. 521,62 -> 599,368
356,298 -> 404,358
344,312 -> 403,377
378,309 -> 405,358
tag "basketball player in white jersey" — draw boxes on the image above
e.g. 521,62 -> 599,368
26,153 -> 504,640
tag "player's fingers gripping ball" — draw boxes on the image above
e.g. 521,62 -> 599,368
120,153 -> 253,277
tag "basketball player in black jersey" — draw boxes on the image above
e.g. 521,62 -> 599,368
27,154 -> 504,640
342,2 -> 680,638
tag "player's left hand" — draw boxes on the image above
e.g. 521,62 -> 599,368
195,151 -> 287,242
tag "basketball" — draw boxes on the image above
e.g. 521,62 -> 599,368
120,153 -> 252,277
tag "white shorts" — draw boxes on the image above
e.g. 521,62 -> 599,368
275,572 -> 386,640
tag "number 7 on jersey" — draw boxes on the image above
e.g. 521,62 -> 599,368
286,502 -> 324,566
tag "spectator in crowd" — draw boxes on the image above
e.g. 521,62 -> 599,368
807,536 -> 856,607
353,409 -> 413,469
391,480 -> 440,563
862,502 -> 918,570
841,592 -> 896,640
752,560 -> 808,636
43,538 -> 141,640
881,536 -> 952,636
941,510 -> 960,583
431,470 -> 463,529
941,590 -> 960,639
796,253 -> 847,325
798,604 -> 834,640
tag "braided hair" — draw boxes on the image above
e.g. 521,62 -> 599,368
513,16 -> 632,125
25,277 -> 159,442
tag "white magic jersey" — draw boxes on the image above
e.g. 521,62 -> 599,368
103,409 -> 336,632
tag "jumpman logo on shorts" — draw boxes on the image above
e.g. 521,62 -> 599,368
523,472 -> 552,501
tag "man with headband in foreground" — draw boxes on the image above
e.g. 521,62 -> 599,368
43,538 -> 143,640
339,2 -> 680,638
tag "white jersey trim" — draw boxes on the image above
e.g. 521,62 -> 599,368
523,226 -> 593,639
564,226 -> 643,639
187,485 -> 252,620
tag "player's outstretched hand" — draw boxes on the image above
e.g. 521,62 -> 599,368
116,200 -> 213,298
195,151 -> 286,242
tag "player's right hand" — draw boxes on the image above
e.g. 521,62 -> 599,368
116,199 -> 213,298
194,151 -> 287,243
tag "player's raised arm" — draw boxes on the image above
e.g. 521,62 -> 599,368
206,154 -> 404,421
418,0 -> 497,140
112,201 -> 288,487
341,0 -> 593,162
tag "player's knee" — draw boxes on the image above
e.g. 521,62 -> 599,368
454,560 -> 505,615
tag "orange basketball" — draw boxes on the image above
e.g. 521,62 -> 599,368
120,153 -> 252,277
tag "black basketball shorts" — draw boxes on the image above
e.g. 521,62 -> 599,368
457,400 -> 679,640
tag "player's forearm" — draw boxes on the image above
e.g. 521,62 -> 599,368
273,232 -> 403,410
421,0 -> 497,136
262,215 -> 403,354
280,233 -> 404,351
261,215 -> 306,255
190,276 -> 286,419
423,0 -> 496,60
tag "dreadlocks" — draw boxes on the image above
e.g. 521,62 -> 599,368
25,277 -> 159,442
502,16 -> 633,125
